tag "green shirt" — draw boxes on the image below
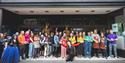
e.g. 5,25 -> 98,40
85,36 -> 93,42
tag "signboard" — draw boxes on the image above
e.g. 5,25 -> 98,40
112,23 -> 118,32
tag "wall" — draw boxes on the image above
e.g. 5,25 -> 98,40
19,14 -> 110,32
0,9 -> 2,32
2,9 -> 21,33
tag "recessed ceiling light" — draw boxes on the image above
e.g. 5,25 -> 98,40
75,10 -> 80,12
30,10 -> 34,13
106,10 -> 111,12
45,11 -> 49,13
60,10 -> 64,12
91,10 -> 95,12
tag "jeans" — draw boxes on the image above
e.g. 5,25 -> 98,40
109,43 -> 117,57
84,42 -> 92,58
44,44 -> 50,57
28,43 -> 34,58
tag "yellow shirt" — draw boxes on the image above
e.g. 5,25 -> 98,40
77,36 -> 84,43
69,36 -> 76,44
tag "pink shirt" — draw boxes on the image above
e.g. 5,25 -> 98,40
25,34 -> 31,43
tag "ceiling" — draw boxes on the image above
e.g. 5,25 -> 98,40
3,7 -> 123,15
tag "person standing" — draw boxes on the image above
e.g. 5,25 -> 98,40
49,32 -> 54,57
28,32 -> 34,58
18,31 -> 26,59
0,33 -> 5,59
84,32 -> 93,58
44,33 -> 50,57
33,33 -> 40,58
60,33 -> 67,58
54,32 -> 60,57
92,29 -> 100,57
66,41 -> 75,63
39,33 -> 45,56
69,33 -> 76,56
100,32 -> 107,58
107,30 -> 118,58
77,32 -> 84,57
24,30 -> 30,58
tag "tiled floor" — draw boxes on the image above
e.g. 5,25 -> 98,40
19,57 -> 125,63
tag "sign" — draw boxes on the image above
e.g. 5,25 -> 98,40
112,23 -> 118,32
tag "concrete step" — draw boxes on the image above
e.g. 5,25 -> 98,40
19,57 -> 125,63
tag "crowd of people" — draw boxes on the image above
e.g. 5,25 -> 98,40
0,28 -> 118,63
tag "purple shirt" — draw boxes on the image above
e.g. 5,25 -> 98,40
107,34 -> 117,44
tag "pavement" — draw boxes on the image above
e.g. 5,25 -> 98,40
19,57 -> 125,63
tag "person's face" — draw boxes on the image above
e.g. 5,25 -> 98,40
45,25 -> 48,28
50,33 -> 54,36
66,27 -> 68,30
94,30 -> 97,34
25,31 -> 30,34
110,30 -> 113,34
63,33 -> 66,37
101,33 -> 104,36
79,32 -> 82,36
59,32 -> 62,35
82,32 -> 85,35
70,33 -> 73,36
91,31 -> 93,34
21,31 -> 24,35
39,32 -> 41,35
15,32 -> 19,35
41,34 -> 44,37
88,32 -> 91,36
45,33 -> 48,36
56,32 -> 59,35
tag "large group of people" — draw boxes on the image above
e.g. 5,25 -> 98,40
0,27 -> 119,63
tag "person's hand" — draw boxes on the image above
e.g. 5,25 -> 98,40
59,42 -> 62,44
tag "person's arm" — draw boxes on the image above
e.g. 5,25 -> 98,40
54,36 -> 57,44
107,35 -> 111,41
30,37 -> 33,42
90,37 -> 93,42
98,35 -> 100,43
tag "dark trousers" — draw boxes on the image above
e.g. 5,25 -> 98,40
77,43 -> 83,56
66,54 -> 74,62
20,45 -> 26,59
100,49 -> 107,58
0,45 -> 3,59
33,48 -> 40,58
93,48 -> 99,57
53,46 -> 59,57
25,44 -> 29,58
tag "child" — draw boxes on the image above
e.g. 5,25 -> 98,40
66,41 -> 75,63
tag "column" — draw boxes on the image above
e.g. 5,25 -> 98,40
0,9 -> 3,32
123,8 -> 125,30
